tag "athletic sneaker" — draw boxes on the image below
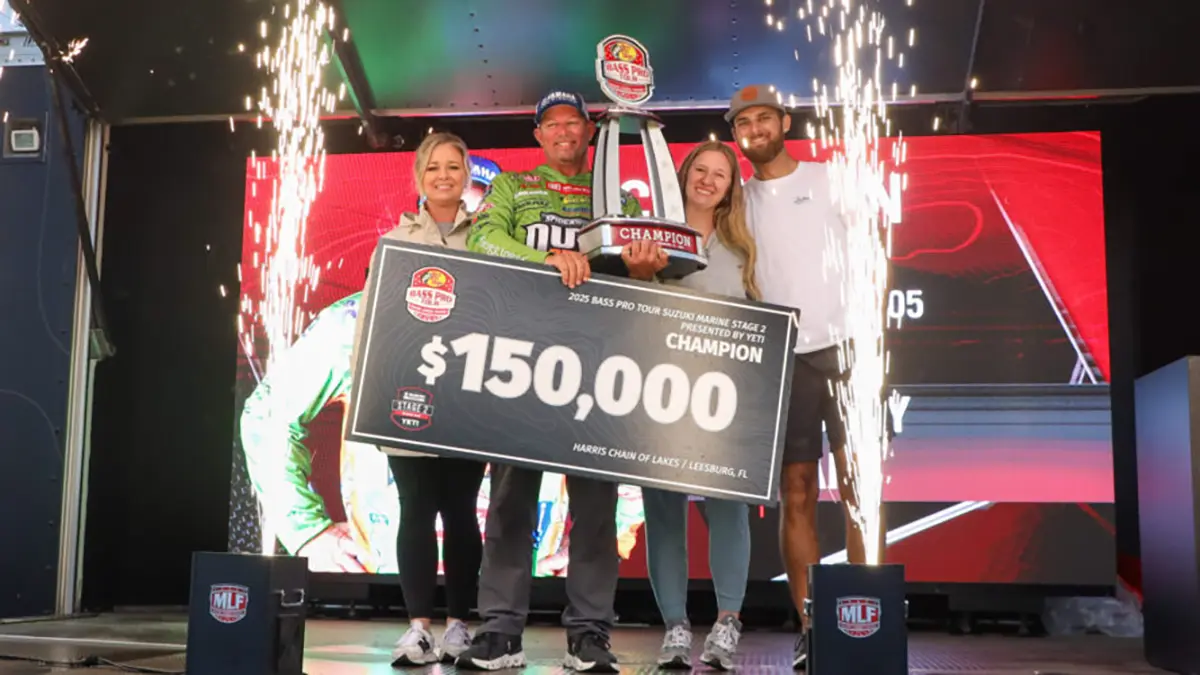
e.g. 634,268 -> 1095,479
454,632 -> 525,671
793,632 -> 808,669
657,622 -> 693,669
390,623 -> 438,667
439,620 -> 472,662
700,615 -> 742,670
564,631 -> 619,672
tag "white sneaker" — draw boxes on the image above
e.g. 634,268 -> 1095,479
700,615 -> 743,670
657,622 -> 693,669
391,623 -> 438,667
439,621 -> 473,662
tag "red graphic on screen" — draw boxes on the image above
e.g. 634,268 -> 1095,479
237,131 -> 1114,586
242,132 -> 1109,383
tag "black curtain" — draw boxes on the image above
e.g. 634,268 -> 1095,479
1098,93 -> 1200,598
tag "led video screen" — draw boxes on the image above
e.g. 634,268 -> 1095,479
228,131 -> 1114,585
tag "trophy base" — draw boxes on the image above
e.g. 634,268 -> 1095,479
579,216 -> 707,280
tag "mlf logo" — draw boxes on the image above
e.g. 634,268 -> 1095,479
209,584 -> 249,624
836,596 -> 881,638
595,35 -> 654,106
405,267 -> 457,323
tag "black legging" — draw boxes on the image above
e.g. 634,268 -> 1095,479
387,455 -> 486,619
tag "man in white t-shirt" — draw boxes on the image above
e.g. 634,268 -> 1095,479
725,84 -> 888,669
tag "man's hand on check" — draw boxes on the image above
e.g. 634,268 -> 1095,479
546,250 -> 592,288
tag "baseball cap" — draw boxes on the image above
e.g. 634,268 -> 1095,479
534,90 -> 589,125
724,84 -> 786,123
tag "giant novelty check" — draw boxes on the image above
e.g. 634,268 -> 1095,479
346,241 -> 798,505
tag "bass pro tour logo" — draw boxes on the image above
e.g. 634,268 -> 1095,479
209,584 -> 249,624
391,387 -> 435,431
595,35 -> 654,106
406,267 -> 457,323
836,596 -> 881,638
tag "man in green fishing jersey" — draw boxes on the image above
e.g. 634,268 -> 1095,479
239,292 -> 397,573
457,90 -> 668,673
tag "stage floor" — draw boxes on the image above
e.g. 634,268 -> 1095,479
0,612 -> 1160,674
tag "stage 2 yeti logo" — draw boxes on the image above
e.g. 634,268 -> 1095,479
209,584 -> 249,624
836,596 -> 881,638
391,387 -> 435,432
405,267 -> 457,323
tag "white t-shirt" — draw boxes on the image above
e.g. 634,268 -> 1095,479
744,160 -> 848,354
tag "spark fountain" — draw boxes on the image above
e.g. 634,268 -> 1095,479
248,0 -> 337,557
770,0 -> 912,671
185,4 -> 336,674
816,0 -> 902,573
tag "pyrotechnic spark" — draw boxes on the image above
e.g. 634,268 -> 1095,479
775,0 -> 912,566
244,0 -> 338,555
61,38 -> 88,63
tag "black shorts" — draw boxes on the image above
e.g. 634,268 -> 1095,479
782,343 -> 896,465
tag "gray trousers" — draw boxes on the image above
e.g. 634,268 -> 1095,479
476,464 -> 620,638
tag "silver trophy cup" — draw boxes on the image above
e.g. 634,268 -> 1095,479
578,35 -> 707,280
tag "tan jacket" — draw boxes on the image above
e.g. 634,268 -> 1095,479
348,202 -> 473,458
380,202 -> 473,250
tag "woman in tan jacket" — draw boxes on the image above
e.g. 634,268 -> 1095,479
361,132 -> 487,666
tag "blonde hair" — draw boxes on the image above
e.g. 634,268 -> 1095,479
677,141 -> 761,301
413,131 -> 471,199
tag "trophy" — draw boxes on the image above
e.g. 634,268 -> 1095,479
578,35 -> 707,280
